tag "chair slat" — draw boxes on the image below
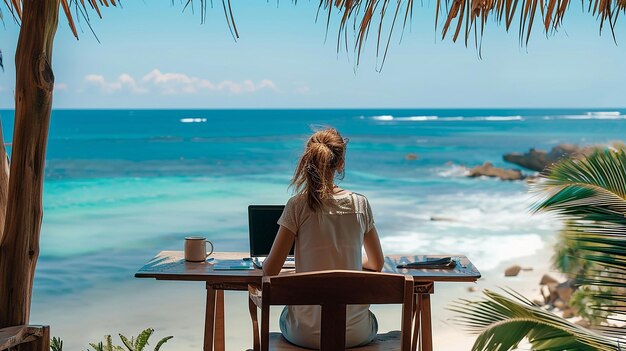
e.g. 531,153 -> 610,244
266,270 -> 407,305
320,303 -> 347,350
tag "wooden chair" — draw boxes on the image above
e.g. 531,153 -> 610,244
248,270 -> 414,351
0,325 -> 49,351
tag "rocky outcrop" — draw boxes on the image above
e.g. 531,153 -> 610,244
468,162 -> 524,181
537,275 -> 578,319
504,265 -> 522,277
503,144 -> 581,172
539,274 -> 559,285
503,264 -> 533,277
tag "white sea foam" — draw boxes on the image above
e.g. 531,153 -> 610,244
436,164 -> 469,178
380,232 -> 544,271
430,192 -> 555,231
180,118 -> 207,123
545,111 -> 625,120
395,116 -> 439,121
370,115 -> 525,122
372,115 -> 394,121
371,115 -> 465,122
478,116 -> 524,121
587,111 -> 621,116
368,190 -> 559,271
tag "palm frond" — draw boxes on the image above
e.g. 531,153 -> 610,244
153,336 -> 173,351
532,150 -> 626,221
50,337 -> 63,351
454,149 -> 626,350
321,0 -> 626,63
118,334 -> 134,351
134,328 -> 153,351
4,0 -> 626,61
2,1 -> 240,41
553,220 -> 592,275
450,289 -> 621,351
531,148 -> 626,331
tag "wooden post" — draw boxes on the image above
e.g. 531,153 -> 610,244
0,0 -> 60,328
0,119 -> 9,243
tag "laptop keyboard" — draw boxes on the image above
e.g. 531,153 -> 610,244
253,257 -> 295,269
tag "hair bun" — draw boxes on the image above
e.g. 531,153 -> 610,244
291,128 -> 347,211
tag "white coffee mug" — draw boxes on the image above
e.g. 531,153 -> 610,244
184,236 -> 214,262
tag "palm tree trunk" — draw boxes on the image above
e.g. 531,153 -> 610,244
0,0 -> 60,328
0,119 -> 9,243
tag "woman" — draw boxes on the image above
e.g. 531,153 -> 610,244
262,128 -> 385,349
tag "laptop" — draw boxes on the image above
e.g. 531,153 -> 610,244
248,205 -> 295,269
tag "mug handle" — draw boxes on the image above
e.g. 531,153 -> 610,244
206,240 -> 214,257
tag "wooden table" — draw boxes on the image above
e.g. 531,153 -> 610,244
135,251 -> 481,351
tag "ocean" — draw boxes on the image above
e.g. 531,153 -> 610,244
2,108 -> 625,308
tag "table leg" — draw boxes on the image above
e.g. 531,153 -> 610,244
204,286 -> 216,351
412,294 -> 421,351
215,290 -> 225,351
420,294 -> 433,351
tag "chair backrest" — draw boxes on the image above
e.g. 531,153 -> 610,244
261,270 -> 414,350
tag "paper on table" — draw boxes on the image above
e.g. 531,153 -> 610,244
213,259 -> 255,270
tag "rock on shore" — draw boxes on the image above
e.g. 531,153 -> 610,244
503,144 -> 581,172
467,162 -> 525,181
537,273 -> 578,320
504,265 -> 522,276
461,142 -> 623,182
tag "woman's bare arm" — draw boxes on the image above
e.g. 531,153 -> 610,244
262,225 -> 296,276
362,226 -> 384,272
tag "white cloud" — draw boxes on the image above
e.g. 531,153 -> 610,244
85,73 -> 146,94
85,69 -> 277,95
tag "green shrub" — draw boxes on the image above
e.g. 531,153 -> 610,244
51,328 -> 173,351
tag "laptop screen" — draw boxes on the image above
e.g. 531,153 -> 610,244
248,205 -> 295,257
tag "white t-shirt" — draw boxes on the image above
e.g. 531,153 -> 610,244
277,191 -> 376,349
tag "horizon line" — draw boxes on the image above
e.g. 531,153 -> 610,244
1,107 -> 626,111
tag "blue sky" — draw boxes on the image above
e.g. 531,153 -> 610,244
0,1 -> 625,108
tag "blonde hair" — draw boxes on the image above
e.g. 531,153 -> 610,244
291,128 -> 347,211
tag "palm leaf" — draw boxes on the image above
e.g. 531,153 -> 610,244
89,342 -> 105,351
51,337 -> 63,351
532,148 -> 626,331
454,149 -> 626,350
4,0 -> 626,63
532,150 -> 626,215
119,334 -> 134,351
105,335 -> 115,351
134,328 -> 153,351
450,289 -> 620,351
153,336 -> 173,351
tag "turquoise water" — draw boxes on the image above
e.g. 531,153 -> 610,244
1,108 -> 625,301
